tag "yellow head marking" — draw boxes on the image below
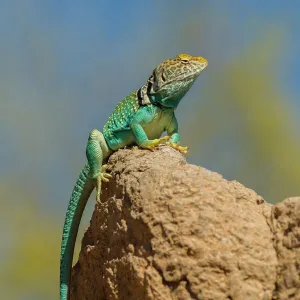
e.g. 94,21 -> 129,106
176,53 -> 193,61
176,53 -> 208,65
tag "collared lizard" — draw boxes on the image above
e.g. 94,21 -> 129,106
60,53 -> 208,300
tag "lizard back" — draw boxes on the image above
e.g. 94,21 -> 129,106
103,91 -> 140,138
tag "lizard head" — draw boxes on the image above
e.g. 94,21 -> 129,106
138,53 -> 208,108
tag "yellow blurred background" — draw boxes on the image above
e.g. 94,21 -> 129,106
1,1 -> 299,298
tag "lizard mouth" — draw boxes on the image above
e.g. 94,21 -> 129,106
201,61 -> 208,69
159,71 -> 200,88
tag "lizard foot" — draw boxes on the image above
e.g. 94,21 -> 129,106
99,164 -> 112,182
166,142 -> 189,155
142,136 -> 170,151
95,164 -> 112,202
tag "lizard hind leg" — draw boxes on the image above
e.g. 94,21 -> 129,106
86,129 -> 112,201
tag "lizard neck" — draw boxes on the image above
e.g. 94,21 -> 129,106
137,80 -> 182,110
137,88 -> 176,111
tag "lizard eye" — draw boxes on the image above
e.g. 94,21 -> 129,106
181,59 -> 189,63
161,72 -> 166,82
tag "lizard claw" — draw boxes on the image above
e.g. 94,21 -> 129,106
166,141 -> 189,155
100,164 -> 112,181
94,164 -> 112,202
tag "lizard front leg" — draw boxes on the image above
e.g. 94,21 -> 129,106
166,114 -> 188,154
130,107 -> 170,151
86,129 -> 112,201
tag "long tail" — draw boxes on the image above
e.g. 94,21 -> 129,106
60,164 -> 94,300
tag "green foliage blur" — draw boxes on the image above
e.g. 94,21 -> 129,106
1,1 -> 299,299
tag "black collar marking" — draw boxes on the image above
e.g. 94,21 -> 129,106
137,88 -> 143,106
146,81 -> 152,98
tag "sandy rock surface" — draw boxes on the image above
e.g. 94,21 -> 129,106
70,147 -> 300,300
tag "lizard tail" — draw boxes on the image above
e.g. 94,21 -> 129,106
60,164 -> 94,300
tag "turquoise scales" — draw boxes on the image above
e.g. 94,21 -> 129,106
60,53 -> 208,300
103,91 -> 140,146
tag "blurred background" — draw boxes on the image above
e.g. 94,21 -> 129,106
1,1 -> 300,298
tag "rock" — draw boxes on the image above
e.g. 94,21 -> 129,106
70,147 -> 300,300
271,197 -> 300,300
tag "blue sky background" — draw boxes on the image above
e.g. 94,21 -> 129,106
1,1 -> 300,298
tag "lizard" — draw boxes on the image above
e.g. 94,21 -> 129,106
60,53 -> 208,300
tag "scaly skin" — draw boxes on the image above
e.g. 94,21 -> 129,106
60,53 -> 208,300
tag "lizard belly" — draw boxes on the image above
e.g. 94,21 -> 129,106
143,108 -> 173,139
143,120 -> 165,140
107,123 -> 164,150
